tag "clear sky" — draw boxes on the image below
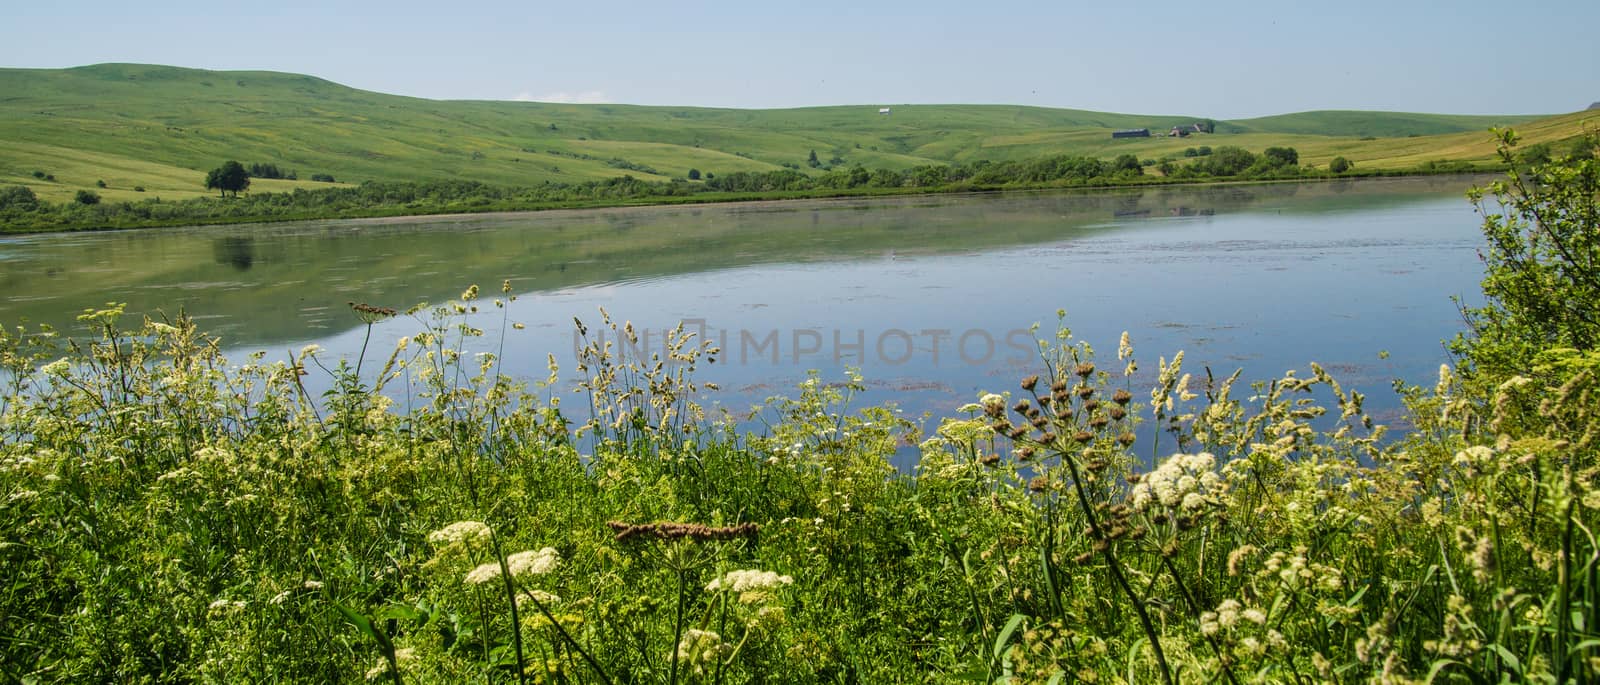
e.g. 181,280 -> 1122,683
3,0 -> 1596,119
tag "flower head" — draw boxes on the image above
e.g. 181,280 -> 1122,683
506,547 -> 560,577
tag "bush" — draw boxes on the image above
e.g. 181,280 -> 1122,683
74,190 -> 101,205
1262,147 -> 1299,167
1328,156 -> 1351,174
0,185 -> 40,211
1459,128 -> 1600,373
310,173 -> 336,183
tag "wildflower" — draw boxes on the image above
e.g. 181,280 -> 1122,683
1118,331 -> 1133,361
506,547 -> 560,577
706,569 -> 794,594
464,562 -> 501,585
980,393 -> 1006,417
428,521 -> 491,546
207,599 -> 246,614
1129,452 -> 1225,514
676,628 -> 727,667
365,648 -> 416,681
40,358 -> 71,376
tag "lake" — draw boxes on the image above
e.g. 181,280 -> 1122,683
0,176 -> 1489,433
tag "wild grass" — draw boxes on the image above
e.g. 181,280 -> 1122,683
1,283 -> 1596,682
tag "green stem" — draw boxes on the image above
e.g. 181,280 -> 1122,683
521,588 -> 612,684
1062,453 -> 1174,685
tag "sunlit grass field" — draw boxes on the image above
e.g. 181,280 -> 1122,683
4,63 -> 1592,205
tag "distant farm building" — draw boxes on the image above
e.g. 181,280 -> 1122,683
1169,122 -> 1207,137
879,107 -> 892,115
1112,128 -> 1151,139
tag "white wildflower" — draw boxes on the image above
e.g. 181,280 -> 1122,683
464,562 -> 501,585
428,521 -> 491,546
40,358 -> 71,377
506,547 -> 560,577
706,569 -> 794,594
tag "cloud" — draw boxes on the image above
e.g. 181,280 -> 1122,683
511,90 -> 611,104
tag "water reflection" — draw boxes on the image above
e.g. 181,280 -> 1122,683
0,176 -> 1488,438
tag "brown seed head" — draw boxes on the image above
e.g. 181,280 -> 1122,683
1074,362 -> 1095,378
1021,375 -> 1040,392
1112,389 -> 1133,405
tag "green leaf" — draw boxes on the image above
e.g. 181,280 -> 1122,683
337,603 -> 394,653
993,613 -> 1026,664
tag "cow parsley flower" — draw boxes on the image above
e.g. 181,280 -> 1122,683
464,562 -> 501,585
428,521 -> 491,546
506,547 -> 560,577
706,569 -> 794,594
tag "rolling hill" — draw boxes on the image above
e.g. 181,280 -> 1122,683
1,63 -> 1592,204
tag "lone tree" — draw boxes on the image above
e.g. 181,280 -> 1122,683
205,161 -> 250,197
1328,156 -> 1352,174
687,168 -> 702,180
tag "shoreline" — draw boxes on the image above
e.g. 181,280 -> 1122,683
0,167 -> 1501,236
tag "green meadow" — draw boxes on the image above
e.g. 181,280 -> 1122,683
3,63 -> 1595,208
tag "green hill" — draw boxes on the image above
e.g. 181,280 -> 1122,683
0,63 -> 1585,204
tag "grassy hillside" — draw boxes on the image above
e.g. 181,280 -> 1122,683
0,63 -> 1587,205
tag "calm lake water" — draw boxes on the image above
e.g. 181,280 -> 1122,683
0,176 -> 1489,431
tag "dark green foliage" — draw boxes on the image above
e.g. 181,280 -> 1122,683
95,179 -> 107,188
604,158 -> 659,174
0,185 -> 40,211
247,162 -> 292,180
1328,156 -> 1352,174
1260,147 -> 1299,167
1112,154 -> 1143,175
686,168 -> 701,180
807,149 -> 820,168
1458,129 -> 1600,372
1262,147 -> 1299,167
73,189 -> 100,205
310,173 -> 336,183
133,185 -> 145,192
31,170 -> 45,179
1193,146 -> 1256,176
204,160 -> 250,197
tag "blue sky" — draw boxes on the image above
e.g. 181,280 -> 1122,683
3,0 -> 1596,118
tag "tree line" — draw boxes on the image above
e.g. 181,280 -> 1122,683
1,145 -> 1485,232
